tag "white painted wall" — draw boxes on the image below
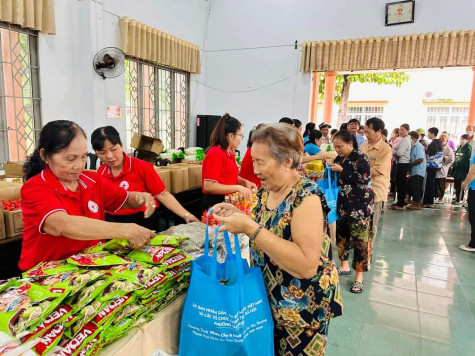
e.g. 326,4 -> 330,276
39,0 -> 209,150
203,0 -> 475,152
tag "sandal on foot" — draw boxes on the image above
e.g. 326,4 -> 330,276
337,267 -> 351,276
350,281 -> 364,293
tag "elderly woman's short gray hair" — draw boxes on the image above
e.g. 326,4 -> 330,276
251,123 -> 303,169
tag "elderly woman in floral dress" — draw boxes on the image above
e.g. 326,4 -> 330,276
330,130 -> 374,294
213,123 -> 343,356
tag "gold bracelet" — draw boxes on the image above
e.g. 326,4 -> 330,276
182,212 -> 191,219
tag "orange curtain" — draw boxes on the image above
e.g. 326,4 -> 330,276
0,0 -> 55,34
301,30 -> 475,72
120,16 -> 201,74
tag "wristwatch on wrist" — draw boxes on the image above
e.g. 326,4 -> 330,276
182,212 -> 191,220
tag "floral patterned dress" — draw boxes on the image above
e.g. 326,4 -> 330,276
251,177 -> 343,356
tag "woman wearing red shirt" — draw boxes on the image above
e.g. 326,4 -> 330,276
20,120 -> 156,271
91,126 -> 199,230
240,124 -> 264,189
200,113 -> 257,213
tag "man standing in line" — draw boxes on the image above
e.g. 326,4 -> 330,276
407,131 -> 427,210
361,117 -> 392,238
422,127 -> 443,208
391,123 -> 412,210
347,118 -> 367,148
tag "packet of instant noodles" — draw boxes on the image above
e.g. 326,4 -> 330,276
84,239 -> 129,254
134,271 -> 175,298
92,293 -> 136,327
23,260 -> 79,278
33,321 -> 66,355
66,277 -> 113,312
36,270 -> 105,296
108,262 -> 163,286
56,322 -> 100,356
67,253 -> 131,267
149,234 -> 188,247
127,246 -> 178,264
0,278 -> 18,293
96,280 -> 139,302
20,304 -> 73,344
160,253 -> 191,270
66,301 -> 102,338
0,283 -> 70,337
102,317 -> 134,345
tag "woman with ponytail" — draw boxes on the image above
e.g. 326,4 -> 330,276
201,113 -> 257,213
19,120 -> 156,271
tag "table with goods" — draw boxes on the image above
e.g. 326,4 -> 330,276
0,221 -> 250,356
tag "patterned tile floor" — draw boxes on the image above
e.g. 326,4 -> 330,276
326,201 -> 475,356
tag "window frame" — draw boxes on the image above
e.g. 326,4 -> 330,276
0,22 -> 41,163
124,57 -> 190,151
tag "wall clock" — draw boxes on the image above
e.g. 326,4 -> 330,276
385,0 -> 415,26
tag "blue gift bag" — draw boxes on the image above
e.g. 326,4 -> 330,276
317,166 -> 340,224
178,221 -> 274,355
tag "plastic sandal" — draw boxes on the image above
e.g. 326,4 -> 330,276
350,281 -> 364,293
337,267 -> 351,276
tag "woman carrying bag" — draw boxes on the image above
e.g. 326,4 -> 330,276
209,124 -> 343,355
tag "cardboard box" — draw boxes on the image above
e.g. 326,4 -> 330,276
168,167 -> 189,194
4,208 -> 22,238
186,164 -> 202,188
154,167 -> 171,192
135,150 -> 158,164
3,161 -> 25,177
130,134 -> 164,155
0,208 -> 6,239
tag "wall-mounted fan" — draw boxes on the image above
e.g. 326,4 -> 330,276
93,47 -> 125,79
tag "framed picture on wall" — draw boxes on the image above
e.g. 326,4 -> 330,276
385,0 -> 415,26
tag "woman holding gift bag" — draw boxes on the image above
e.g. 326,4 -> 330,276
330,130 -> 374,294
212,124 -> 343,356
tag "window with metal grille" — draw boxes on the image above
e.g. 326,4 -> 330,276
124,58 -> 190,153
0,23 -> 41,163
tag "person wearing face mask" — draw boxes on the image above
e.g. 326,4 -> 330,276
451,134 -> 472,205
200,113 -> 257,214
465,125 -> 475,159
435,133 -> 455,204
330,130 -> 374,293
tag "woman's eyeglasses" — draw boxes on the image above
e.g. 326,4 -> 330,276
233,133 -> 245,139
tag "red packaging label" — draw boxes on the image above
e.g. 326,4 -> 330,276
34,323 -> 65,355
144,272 -> 167,289
93,294 -> 132,324
162,253 -> 188,268
58,322 -> 98,356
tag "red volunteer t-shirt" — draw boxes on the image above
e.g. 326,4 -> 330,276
239,147 -> 261,188
201,146 -> 239,194
97,154 -> 166,215
19,166 -> 129,271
